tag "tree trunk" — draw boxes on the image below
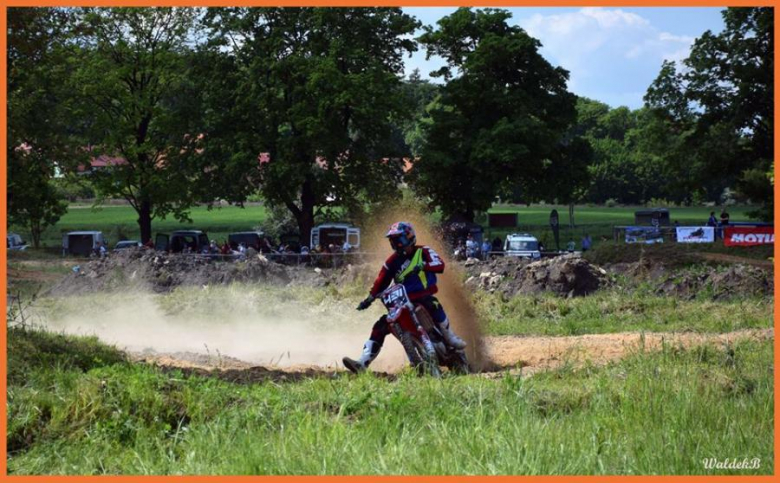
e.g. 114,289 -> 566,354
137,199 -> 153,245
296,178 -> 316,248
29,219 -> 41,249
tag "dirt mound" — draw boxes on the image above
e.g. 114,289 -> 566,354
46,249 -> 373,296
464,254 -> 608,297
655,264 -> 774,300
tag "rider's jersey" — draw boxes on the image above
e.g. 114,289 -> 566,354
369,245 -> 445,301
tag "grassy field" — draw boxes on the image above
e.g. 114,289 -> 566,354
7,326 -> 773,475
10,203 -> 759,250
475,290 -> 773,337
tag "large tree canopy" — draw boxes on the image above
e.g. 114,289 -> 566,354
67,7 -> 204,243
410,8 -> 578,222
645,7 -> 773,218
200,7 -> 420,239
8,7 -> 75,247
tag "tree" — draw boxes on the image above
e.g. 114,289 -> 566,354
201,7 -> 420,239
645,7 -> 773,218
67,8 -> 204,243
8,8 -> 75,247
411,8 -> 577,221
399,69 -> 441,157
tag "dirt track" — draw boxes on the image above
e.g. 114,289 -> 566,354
133,328 -> 773,383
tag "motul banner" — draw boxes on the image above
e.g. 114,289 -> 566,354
724,226 -> 774,246
676,226 -> 714,243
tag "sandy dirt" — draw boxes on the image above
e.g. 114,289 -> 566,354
130,328 -> 773,384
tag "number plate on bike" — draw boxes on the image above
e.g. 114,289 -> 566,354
382,285 -> 408,306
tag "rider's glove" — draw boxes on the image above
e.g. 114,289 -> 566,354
357,295 -> 375,311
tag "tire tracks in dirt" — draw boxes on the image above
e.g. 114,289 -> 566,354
132,328 -> 773,384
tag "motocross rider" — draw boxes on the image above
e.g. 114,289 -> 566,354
342,221 -> 467,373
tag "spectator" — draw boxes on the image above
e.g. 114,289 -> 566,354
300,246 -> 310,255
220,241 -> 231,255
581,234 -> 592,252
144,238 -> 154,249
99,242 -> 108,258
720,209 -> 730,226
567,239 -> 575,252
707,211 -> 718,227
481,239 -> 491,260
538,242 -> 545,253
465,234 -> 478,259
342,240 -> 352,253
492,236 -> 503,252
209,240 -> 218,254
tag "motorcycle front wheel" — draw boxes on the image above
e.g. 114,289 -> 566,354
400,332 -> 441,378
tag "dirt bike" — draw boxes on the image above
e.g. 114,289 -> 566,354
378,283 -> 470,377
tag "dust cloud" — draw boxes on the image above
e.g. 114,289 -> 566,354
37,200 -> 486,372
38,289 -> 406,370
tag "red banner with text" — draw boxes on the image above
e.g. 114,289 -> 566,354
723,226 -> 774,246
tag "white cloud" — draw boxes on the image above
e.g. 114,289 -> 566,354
515,8 -> 702,106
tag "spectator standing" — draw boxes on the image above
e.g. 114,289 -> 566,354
492,237 -> 503,253
99,242 -> 108,258
719,209 -> 730,239
707,212 -> 718,227
581,234 -> 592,252
465,234 -> 478,259
481,239 -> 492,260
567,239 -> 575,252
720,209 -> 730,226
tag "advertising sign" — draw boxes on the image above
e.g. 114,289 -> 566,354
625,226 -> 663,244
676,226 -> 715,243
724,226 -> 774,246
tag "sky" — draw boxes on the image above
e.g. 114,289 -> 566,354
401,7 -> 727,109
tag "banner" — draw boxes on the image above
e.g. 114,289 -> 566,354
724,226 -> 774,246
676,226 -> 714,243
625,226 -> 663,244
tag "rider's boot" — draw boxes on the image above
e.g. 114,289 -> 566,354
343,340 -> 379,374
437,317 -> 467,349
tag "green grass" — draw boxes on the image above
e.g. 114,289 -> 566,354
474,289 -> 774,337
7,326 -> 773,475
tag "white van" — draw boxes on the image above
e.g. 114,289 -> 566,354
311,223 -> 360,250
63,231 -> 105,256
504,233 -> 541,259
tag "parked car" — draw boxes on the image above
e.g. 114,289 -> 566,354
62,231 -> 105,256
155,230 -> 209,253
504,233 -> 541,259
228,231 -> 264,251
114,240 -> 142,250
7,233 -> 27,251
